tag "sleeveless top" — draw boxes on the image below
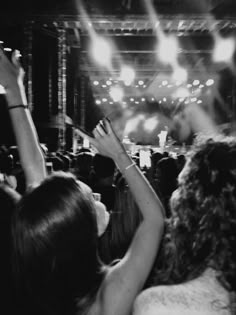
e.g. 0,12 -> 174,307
132,268 -> 233,315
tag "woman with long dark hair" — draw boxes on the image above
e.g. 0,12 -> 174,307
0,48 -> 164,315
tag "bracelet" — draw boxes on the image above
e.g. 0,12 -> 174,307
125,161 -> 136,170
8,104 -> 28,110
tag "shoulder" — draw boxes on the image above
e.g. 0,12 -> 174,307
133,270 -> 232,315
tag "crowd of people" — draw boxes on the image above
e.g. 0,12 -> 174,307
0,45 -> 236,315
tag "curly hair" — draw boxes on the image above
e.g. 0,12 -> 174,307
151,137 -> 236,292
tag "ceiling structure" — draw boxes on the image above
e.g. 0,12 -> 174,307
0,0 -> 236,144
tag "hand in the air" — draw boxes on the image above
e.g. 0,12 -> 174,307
78,118 -> 125,160
0,49 -> 24,89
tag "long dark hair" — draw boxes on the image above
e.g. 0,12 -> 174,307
12,172 -> 104,315
0,184 -> 20,315
151,137 -> 236,293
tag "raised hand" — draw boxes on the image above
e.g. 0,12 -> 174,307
0,49 -> 24,89
78,118 -> 125,160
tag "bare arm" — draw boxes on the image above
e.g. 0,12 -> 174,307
0,49 -> 46,189
78,119 -> 165,315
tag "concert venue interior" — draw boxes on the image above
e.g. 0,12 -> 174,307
1,0 -> 236,151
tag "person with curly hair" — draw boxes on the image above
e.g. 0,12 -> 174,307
133,136 -> 236,315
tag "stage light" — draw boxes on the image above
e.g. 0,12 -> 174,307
197,100 -> 202,104
199,84 -> 204,88
102,85 -> 107,88
157,35 -> 178,65
191,97 -> 197,102
151,97 -> 155,101
130,98 -> 134,102
90,36 -> 112,68
163,97 -> 167,102
138,80 -> 144,86
143,117 -> 159,132
135,101 -> 140,104
173,87 -> 190,99
193,80 -> 200,86
162,80 -> 168,86
213,36 -> 235,63
206,79 -> 214,86
120,65 -> 135,86
172,67 -> 188,83
141,98 -> 146,102
4,47 -> 12,52
187,84 -> 192,88
109,86 -> 124,102
93,80 -> 99,86
0,40 -> 3,44
102,98 -> 108,102
95,99 -> 101,105
106,80 -> 112,86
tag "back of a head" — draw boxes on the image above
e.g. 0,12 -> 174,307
169,137 -> 236,291
157,157 -> 178,180
93,154 -> 116,179
12,172 -> 102,315
76,152 -> 93,174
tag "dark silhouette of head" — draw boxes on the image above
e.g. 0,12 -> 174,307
93,154 -> 116,179
12,172 -> 103,315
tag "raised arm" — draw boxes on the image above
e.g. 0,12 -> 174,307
0,49 -> 46,189
78,119 -> 165,315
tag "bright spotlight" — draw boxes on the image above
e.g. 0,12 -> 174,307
90,36 -> 112,67
163,97 -> 167,102
143,117 -> 159,133
141,98 -> 146,102
206,79 -> 214,86
193,80 -> 200,86
197,100 -> 202,104
172,67 -> 188,83
109,86 -> 124,102
93,80 -> 99,86
199,84 -> 204,88
138,80 -> 144,86
120,66 -> 135,86
157,35 -> 179,65
102,98 -> 108,102
95,99 -> 101,105
130,98 -> 134,102
162,80 -> 168,86
173,87 -> 190,99
213,36 -> 236,63
106,80 -> 112,86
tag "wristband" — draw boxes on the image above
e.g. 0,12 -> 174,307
8,104 -> 28,110
125,161 -> 136,170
